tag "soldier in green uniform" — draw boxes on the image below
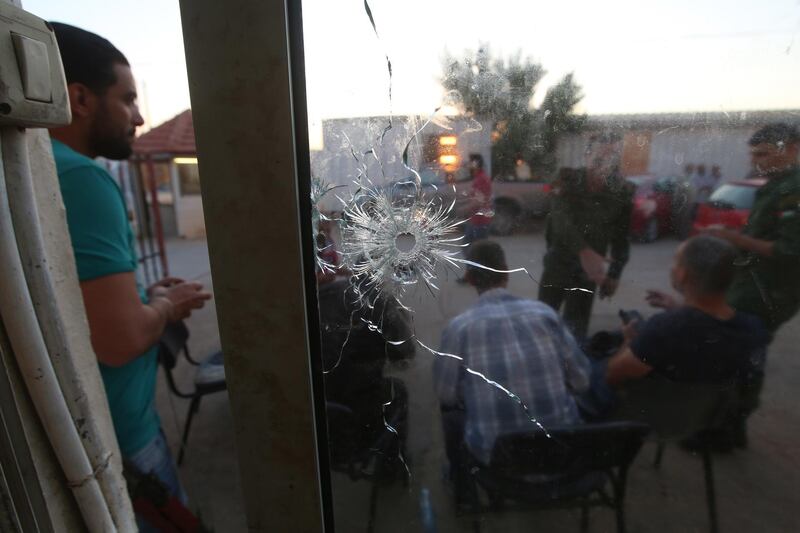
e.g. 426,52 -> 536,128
539,133 -> 634,339
705,123 -> 800,446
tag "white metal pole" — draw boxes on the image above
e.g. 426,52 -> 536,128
0,129 -> 116,533
3,128 -> 136,531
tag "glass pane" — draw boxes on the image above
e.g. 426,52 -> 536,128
302,1 -> 800,531
709,183 -> 759,209
143,161 -> 174,205
177,161 -> 203,195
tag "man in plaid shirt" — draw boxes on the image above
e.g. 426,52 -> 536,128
434,241 -> 592,472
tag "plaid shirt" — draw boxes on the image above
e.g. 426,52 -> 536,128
433,288 -> 591,464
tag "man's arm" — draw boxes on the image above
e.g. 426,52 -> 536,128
549,199 -> 588,255
81,272 -> 210,367
706,188 -> 800,260
598,188 -> 634,298
607,188 -> 633,280
606,347 -> 653,387
549,191 -> 608,285
704,228 -> 774,257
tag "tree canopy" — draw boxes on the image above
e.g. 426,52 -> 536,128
442,45 -> 586,178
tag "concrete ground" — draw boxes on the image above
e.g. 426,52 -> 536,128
157,231 -> 800,533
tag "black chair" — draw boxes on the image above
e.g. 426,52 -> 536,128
463,421 -> 650,533
611,377 -> 737,533
326,377 -> 410,533
158,320 -> 227,465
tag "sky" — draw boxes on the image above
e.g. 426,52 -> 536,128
23,0 -> 800,141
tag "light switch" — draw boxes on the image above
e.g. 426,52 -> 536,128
0,2 -> 70,127
11,33 -> 52,103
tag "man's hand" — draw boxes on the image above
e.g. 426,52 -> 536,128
621,319 -> 639,345
147,276 -> 185,299
599,277 -> 619,299
578,247 -> 607,285
160,281 -> 212,322
82,273 -> 210,367
645,289 -> 678,310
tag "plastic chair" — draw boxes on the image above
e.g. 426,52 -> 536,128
158,320 -> 227,465
464,421 -> 650,533
611,376 -> 737,533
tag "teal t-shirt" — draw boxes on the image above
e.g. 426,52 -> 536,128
52,139 -> 160,457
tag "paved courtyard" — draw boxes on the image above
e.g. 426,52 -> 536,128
158,232 -> 800,532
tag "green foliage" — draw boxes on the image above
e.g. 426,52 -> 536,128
442,45 -> 586,177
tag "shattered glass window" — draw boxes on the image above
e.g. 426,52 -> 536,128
301,1 -> 800,531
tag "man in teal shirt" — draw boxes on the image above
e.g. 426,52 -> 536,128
48,23 -> 211,515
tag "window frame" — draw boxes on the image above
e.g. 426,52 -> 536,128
179,0 -> 332,530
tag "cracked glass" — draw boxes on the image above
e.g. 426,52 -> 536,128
301,1 -> 800,531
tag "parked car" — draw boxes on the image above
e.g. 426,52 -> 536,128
626,175 -> 691,242
691,178 -> 766,234
393,167 -> 552,235
490,176 -> 552,235
411,167 -> 472,218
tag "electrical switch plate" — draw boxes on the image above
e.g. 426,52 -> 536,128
0,3 -> 70,127
11,33 -> 52,103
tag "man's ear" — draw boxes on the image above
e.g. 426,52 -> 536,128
67,83 -> 97,119
788,142 -> 800,160
675,265 -> 689,289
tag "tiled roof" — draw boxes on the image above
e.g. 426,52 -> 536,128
133,109 -> 196,155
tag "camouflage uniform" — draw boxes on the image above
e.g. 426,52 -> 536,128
538,168 -> 634,339
727,166 -> 800,332
725,166 -> 800,439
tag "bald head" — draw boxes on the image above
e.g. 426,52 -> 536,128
672,236 -> 737,296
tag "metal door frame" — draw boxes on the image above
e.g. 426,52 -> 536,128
179,1 -> 332,531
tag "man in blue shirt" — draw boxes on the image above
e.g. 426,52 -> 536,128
606,236 -> 769,388
434,240 -> 591,504
48,23 -> 211,513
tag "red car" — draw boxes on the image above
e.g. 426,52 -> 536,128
627,175 -> 690,242
692,179 -> 766,234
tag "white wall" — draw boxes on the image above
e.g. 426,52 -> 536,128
647,127 -> 753,180
557,126 -> 757,182
171,162 -> 207,238
556,135 -> 588,169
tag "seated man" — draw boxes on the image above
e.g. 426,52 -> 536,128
606,235 -> 770,389
317,276 -> 414,476
434,240 -> 592,484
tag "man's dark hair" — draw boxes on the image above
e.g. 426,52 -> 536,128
679,235 -> 737,294
469,153 -> 484,169
465,240 -> 508,290
50,22 -> 129,94
748,123 -> 800,147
